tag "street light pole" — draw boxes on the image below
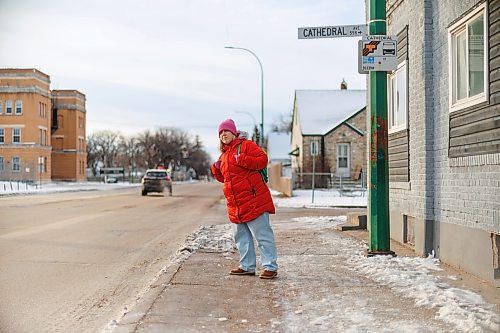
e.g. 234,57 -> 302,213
235,110 -> 257,127
225,46 -> 264,147
235,110 -> 259,143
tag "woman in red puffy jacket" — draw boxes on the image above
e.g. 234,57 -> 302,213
211,119 -> 278,279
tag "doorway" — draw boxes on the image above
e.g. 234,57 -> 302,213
336,143 -> 350,177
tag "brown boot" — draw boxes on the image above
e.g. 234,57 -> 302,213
259,270 -> 278,279
229,268 -> 255,276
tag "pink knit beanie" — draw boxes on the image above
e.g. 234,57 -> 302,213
218,118 -> 237,136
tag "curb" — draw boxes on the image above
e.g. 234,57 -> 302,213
110,261 -> 183,333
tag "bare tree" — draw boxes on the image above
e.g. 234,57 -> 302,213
271,112 -> 293,133
118,136 -> 140,173
86,134 -> 100,176
88,127 -> 212,180
86,130 -> 122,172
137,130 -> 157,169
184,135 -> 211,178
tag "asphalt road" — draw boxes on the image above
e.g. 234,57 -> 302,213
0,182 -> 226,333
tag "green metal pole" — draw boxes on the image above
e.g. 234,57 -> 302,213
368,0 -> 394,256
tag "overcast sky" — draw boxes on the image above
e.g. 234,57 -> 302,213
0,0 -> 366,159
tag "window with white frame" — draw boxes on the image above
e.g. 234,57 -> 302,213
0,128 -> 4,143
15,100 -> 22,114
6,100 -> 12,114
388,61 -> 408,132
0,156 -> 3,172
12,128 -> 21,143
449,4 -> 487,111
12,156 -> 20,172
0,100 -> 2,114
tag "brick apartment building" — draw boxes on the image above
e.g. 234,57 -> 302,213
0,68 -> 87,183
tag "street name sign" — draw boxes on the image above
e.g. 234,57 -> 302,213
360,35 -> 398,72
298,24 -> 367,39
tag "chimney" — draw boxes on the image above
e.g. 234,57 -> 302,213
340,78 -> 347,90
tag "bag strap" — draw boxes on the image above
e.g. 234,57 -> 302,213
237,143 -> 241,155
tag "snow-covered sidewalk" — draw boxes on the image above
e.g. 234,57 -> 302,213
154,215 -> 498,333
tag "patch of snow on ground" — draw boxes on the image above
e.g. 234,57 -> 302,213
173,224 -> 236,264
0,181 -> 138,196
347,253 -> 499,332
276,215 -> 347,230
272,189 -> 367,208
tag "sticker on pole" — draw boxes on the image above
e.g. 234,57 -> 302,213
359,35 -> 398,72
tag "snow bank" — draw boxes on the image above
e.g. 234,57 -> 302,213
272,189 -> 367,208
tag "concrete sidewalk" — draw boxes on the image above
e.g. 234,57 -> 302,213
113,207 -> 499,333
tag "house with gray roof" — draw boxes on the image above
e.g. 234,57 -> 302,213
290,85 -> 367,188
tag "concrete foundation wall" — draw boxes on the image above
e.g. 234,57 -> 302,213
439,221 -> 496,283
390,210 -> 405,244
390,206 -> 497,283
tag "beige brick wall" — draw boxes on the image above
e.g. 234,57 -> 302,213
51,90 -> 87,181
0,69 -> 86,182
0,69 -> 52,181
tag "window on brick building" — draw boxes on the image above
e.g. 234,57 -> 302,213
12,156 -> 20,172
12,128 -> 21,143
6,100 -> 12,114
449,4 -> 487,112
15,100 -> 22,114
0,100 -> 3,114
0,128 -> 4,143
0,157 -> 4,172
388,61 -> 408,132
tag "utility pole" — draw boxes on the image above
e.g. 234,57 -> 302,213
367,0 -> 395,256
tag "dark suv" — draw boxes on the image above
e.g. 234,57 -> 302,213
141,169 -> 173,196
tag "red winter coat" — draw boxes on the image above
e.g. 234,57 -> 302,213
211,138 -> 275,223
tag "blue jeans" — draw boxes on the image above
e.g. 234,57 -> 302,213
233,212 -> 278,272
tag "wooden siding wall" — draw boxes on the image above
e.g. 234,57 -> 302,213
449,1 -> 500,157
389,129 -> 410,182
396,25 -> 408,63
389,25 -> 410,182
